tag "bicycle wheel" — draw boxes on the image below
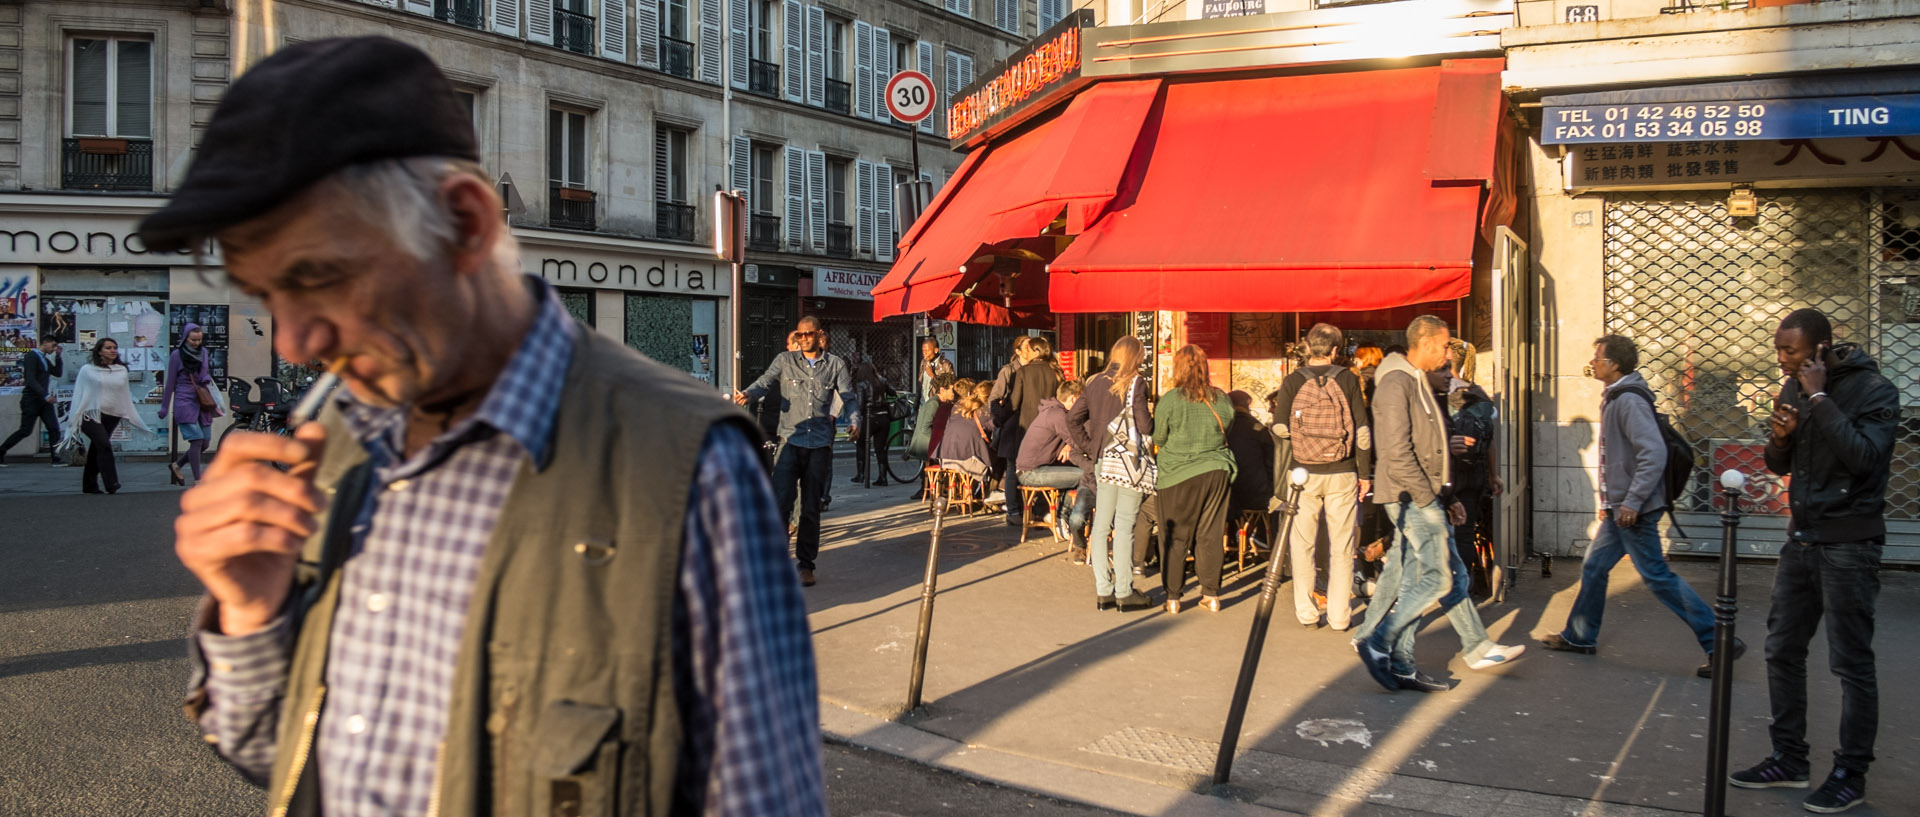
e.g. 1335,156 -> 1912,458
217,421 -> 245,451
882,427 -> 919,485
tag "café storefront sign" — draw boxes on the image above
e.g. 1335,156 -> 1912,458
947,10 -> 1094,150
520,233 -> 726,296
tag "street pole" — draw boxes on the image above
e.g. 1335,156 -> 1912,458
905,474 -> 947,714
1213,467 -> 1310,785
1704,469 -> 1746,817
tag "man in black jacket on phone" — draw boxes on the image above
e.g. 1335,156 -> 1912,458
1730,308 -> 1898,814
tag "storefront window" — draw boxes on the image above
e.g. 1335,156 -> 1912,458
557,288 -> 595,326
625,293 -> 718,384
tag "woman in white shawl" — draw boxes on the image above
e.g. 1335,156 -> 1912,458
63,337 -> 152,494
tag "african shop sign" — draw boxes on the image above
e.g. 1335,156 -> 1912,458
816,268 -> 884,301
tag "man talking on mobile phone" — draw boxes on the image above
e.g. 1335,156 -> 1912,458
148,38 -> 825,816
1729,308 -> 1898,814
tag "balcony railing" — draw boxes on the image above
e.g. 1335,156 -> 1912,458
61,137 -> 153,191
550,185 -> 598,231
749,213 -> 781,251
748,59 -> 781,97
826,223 -> 853,257
824,78 -> 852,115
656,201 -> 696,242
433,0 -> 484,29
555,7 -> 595,55
661,35 -> 695,78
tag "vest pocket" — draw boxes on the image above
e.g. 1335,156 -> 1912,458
532,701 -> 623,817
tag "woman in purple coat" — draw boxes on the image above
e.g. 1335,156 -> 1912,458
158,322 -> 221,485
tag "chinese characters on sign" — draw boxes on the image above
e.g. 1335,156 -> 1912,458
1566,137 -> 1920,188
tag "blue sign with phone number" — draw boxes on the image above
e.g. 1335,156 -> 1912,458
1542,94 -> 1920,145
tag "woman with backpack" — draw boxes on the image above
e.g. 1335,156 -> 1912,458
1153,345 -> 1238,614
1066,336 -> 1154,611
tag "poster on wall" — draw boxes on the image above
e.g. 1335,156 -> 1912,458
41,299 -> 76,345
691,334 -> 713,384
0,317 -> 30,395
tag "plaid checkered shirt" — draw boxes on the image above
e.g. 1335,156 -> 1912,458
194,279 -> 825,816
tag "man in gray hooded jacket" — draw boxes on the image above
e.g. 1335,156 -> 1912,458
1540,335 -> 1730,679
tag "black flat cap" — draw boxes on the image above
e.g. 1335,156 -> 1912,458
139,37 -> 478,253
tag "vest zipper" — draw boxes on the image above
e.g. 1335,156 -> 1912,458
424,740 -> 446,817
269,684 -> 327,817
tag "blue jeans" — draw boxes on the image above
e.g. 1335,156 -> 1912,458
1090,482 -> 1144,597
1355,500 -> 1490,673
1560,506 -> 1714,652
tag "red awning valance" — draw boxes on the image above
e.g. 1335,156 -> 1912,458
870,79 -> 1162,322
1045,59 -> 1506,314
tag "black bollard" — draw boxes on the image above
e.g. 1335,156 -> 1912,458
905,472 -> 947,714
1213,468 -> 1310,785
1704,469 -> 1746,817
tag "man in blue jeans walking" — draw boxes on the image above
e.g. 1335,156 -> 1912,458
1354,316 -> 1524,693
1540,334 -> 1738,679
737,319 -> 859,587
1729,308 -> 1897,814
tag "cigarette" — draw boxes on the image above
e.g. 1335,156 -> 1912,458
289,358 -> 349,427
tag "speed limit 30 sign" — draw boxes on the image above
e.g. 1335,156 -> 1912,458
885,70 -> 938,124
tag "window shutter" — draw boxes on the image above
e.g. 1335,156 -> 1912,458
1040,0 -> 1062,28
784,145 -> 807,250
402,0 -> 432,13
944,0 -> 959,15
855,159 -> 875,254
69,40 -> 108,137
527,0 -> 555,44
697,0 -> 723,83
806,150 -> 827,250
876,163 -> 895,261
917,42 -> 935,135
995,0 -> 1016,33
603,0 -> 629,61
873,29 -> 891,123
731,135 -> 753,212
728,0 -> 748,90
782,0 -> 805,102
851,21 -> 873,120
492,0 -> 522,35
804,6 -> 825,107
114,41 -> 152,139
654,127 -> 672,204
635,0 -> 661,67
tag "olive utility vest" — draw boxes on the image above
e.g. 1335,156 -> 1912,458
263,329 -> 753,816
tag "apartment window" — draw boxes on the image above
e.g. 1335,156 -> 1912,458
548,108 -> 595,230
434,0 -> 486,29
64,37 -> 153,191
826,18 -> 846,81
655,127 -> 694,242
69,38 -> 151,138
555,0 -> 596,55
752,0 -> 775,61
751,144 -> 776,214
661,0 -> 689,38
894,38 -> 913,81
825,157 -> 851,257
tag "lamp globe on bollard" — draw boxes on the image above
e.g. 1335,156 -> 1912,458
1213,468 -> 1310,786
1704,468 -> 1746,817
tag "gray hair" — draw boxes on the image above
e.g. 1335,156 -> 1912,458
315,156 -> 490,261
1305,322 -> 1342,358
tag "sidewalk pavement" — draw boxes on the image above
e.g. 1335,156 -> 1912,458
809,476 -> 1915,817
0,458 -> 182,496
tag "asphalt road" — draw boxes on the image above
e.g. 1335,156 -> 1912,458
0,488 -> 1117,816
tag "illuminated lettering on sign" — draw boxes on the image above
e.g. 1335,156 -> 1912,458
947,22 -> 1084,143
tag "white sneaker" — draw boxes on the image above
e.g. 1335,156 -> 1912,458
1467,643 -> 1527,670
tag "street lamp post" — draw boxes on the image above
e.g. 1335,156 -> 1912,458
1214,467 -> 1310,785
1704,469 -> 1746,817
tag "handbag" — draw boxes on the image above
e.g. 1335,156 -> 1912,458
195,382 -> 217,408
1096,380 -> 1157,495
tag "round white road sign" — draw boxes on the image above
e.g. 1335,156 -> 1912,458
885,70 -> 938,124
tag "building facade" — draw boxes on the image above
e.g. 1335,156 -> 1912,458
0,0 -> 1026,460
1505,0 -> 1920,563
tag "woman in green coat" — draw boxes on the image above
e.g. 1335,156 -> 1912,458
1153,345 -> 1237,614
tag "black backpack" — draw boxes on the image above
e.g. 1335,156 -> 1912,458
1607,385 -> 1697,514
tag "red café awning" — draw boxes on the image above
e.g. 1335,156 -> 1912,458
1047,59 -> 1507,313
870,78 -> 1163,322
